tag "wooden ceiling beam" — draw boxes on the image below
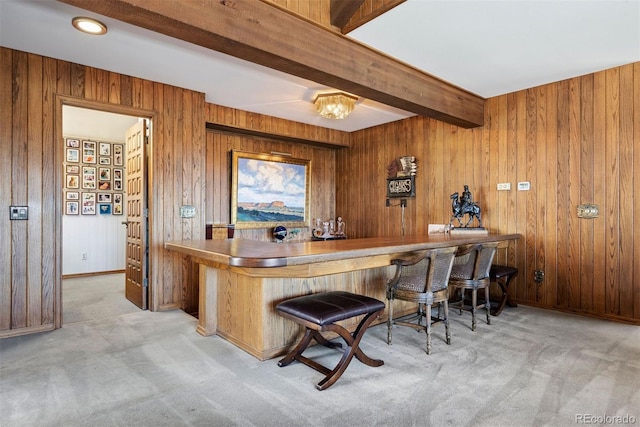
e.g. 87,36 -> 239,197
340,0 -> 406,34
330,0 -> 365,30
59,0 -> 484,128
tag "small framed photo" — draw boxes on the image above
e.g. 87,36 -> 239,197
98,181 -> 111,191
66,148 -> 79,163
66,165 -> 80,174
82,140 -> 96,164
66,191 -> 79,200
82,166 -> 96,189
113,193 -> 124,215
99,204 -> 112,215
66,174 -> 79,189
66,138 -> 80,148
99,142 -> 111,156
66,201 -> 79,215
113,144 -> 124,166
113,168 -> 123,180
113,180 -> 123,191
99,167 -> 111,181
99,156 -> 111,165
81,192 -> 96,215
98,193 -> 112,203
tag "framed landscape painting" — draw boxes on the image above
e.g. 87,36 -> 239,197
231,150 -> 310,229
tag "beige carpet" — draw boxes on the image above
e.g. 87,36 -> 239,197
62,273 -> 140,324
1,295 -> 639,427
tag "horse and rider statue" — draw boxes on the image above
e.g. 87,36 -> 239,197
450,185 -> 483,228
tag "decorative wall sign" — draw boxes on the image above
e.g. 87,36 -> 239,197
386,156 -> 417,199
387,176 -> 415,198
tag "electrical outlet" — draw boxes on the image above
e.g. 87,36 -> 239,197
385,199 -> 390,207
180,205 -> 196,218
82,253 -> 88,260
497,183 -> 511,191
400,199 -> 407,207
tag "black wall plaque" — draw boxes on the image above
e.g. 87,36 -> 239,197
387,176 -> 415,198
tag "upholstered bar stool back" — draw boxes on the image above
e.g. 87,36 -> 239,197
448,242 -> 498,331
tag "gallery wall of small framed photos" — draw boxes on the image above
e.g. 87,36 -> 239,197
64,137 -> 126,216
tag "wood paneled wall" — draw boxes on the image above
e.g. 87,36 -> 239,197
0,47 -> 205,336
204,104 -> 342,243
337,62 -> 640,324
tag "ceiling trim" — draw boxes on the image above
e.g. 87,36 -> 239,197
59,0 -> 485,128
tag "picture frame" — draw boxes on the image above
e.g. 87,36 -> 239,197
66,201 -> 79,215
99,142 -> 111,156
82,166 -> 96,189
98,181 -> 111,191
98,192 -> 112,203
99,156 -> 111,165
99,167 -> 111,181
66,165 -> 80,174
66,148 -> 79,163
66,191 -> 79,200
81,192 -> 96,215
113,193 -> 123,215
113,180 -> 123,191
231,150 -> 310,229
82,140 -> 96,164
66,174 -> 79,189
99,204 -> 112,215
113,144 -> 124,166
66,138 -> 80,148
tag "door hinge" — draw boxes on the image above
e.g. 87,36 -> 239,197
143,278 -> 148,288
144,208 -> 149,218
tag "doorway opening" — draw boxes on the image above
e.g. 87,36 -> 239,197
61,105 -> 148,323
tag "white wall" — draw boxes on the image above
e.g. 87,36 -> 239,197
62,106 -> 139,275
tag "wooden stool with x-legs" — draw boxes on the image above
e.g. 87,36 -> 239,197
276,291 -> 385,390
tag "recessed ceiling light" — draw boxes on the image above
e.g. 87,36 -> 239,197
72,17 -> 107,35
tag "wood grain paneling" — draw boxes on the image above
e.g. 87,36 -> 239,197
203,127 -> 337,243
336,62 -> 640,324
1,47 -> 204,337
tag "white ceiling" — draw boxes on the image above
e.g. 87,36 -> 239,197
2,0 -> 639,132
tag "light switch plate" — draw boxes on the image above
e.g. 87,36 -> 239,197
180,205 -> 196,218
10,206 -> 28,220
517,181 -> 531,191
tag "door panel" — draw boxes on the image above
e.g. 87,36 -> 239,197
125,120 -> 148,309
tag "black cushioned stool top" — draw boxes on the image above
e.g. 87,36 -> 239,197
276,291 -> 385,326
490,264 -> 518,279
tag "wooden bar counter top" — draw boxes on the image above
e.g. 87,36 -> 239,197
165,234 -> 520,360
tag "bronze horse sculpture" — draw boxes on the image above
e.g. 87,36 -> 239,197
450,192 -> 483,228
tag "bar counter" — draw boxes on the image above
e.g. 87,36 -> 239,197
165,234 -> 520,360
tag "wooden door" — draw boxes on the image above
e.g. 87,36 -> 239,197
125,120 -> 148,309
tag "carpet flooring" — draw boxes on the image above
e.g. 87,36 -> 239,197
1,284 -> 639,427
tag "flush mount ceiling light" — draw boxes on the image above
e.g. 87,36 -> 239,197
72,17 -> 107,35
313,92 -> 358,119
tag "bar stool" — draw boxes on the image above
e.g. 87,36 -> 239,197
448,242 -> 498,331
276,291 -> 385,390
489,264 -> 519,316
